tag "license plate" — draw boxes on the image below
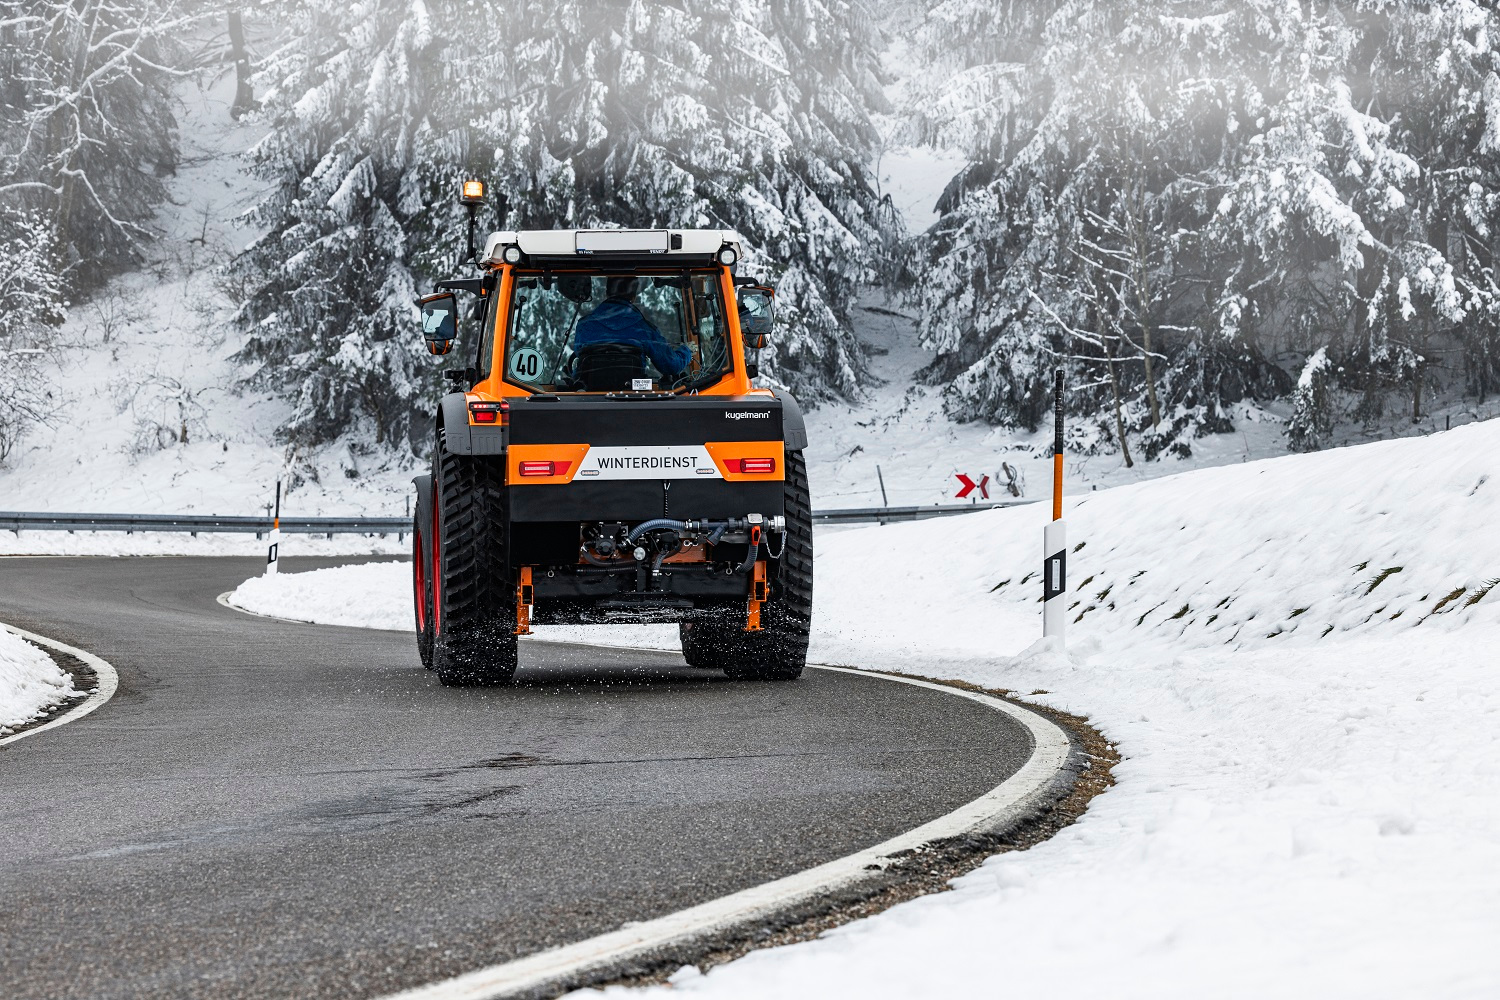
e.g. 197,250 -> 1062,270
573,445 -> 721,480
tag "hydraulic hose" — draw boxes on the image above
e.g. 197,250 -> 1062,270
579,547 -> 618,568
626,519 -> 688,545
737,535 -> 761,574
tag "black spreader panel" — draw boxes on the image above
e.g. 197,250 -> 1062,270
508,395 -> 783,446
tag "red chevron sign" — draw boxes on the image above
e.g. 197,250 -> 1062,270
955,473 -> 990,500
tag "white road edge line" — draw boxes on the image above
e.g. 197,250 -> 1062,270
0,622 -> 120,748
376,666 -> 1073,1000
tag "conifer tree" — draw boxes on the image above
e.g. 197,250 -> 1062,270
907,1 -> 1500,457
233,0 -> 892,451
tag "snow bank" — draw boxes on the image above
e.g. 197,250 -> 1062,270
0,629 -> 78,736
230,560 -> 411,630
228,420 -> 1500,998
226,559 -> 679,647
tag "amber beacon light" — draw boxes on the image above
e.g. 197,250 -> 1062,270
459,179 -> 487,262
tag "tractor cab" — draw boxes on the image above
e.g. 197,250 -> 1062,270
418,226 -> 775,399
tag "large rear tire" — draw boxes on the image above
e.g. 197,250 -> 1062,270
680,449 -> 813,681
431,425 -> 518,686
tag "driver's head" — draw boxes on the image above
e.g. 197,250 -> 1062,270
606,276 -> 641,301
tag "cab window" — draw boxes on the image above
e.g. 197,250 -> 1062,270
475,287 -> 499,380
502,270 -> 731,393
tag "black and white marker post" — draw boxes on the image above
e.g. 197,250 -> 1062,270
1043,370 -> 1066,644
265,479 -> 281,577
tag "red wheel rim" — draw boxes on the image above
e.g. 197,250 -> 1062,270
431,497 -> 442,635
413,528 -> 426,631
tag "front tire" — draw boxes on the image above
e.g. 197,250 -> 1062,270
431,425 -> 518,686
679,620 -> 731,668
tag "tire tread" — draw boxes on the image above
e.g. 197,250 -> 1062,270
432,426 -> 517,686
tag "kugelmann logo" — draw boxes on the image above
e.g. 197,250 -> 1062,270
726,411 -> 770,420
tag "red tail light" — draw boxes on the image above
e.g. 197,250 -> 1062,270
728,457 -> 776,475
519,460 -> 572,478
469,400 -> 508,425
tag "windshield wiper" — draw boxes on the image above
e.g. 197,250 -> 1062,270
673,368 -> 727,394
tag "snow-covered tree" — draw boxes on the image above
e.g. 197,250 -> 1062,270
0,209 -> 64,462
227,0 -> 432,451
907,1 -> 1500,457
233,0 -> 893,451
1,0 -> 212,461
1287,347 -> 1334,453
0,0 -> 187,277
1352,2 -> 1500,415
909,3 -> 1299,449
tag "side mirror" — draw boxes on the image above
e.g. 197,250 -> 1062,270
418,292 -> 458,355
737,284 -> 775,349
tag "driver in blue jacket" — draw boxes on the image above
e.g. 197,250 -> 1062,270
574,277 -> 693,378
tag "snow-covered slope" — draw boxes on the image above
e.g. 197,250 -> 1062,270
0,73 -> 421,523
230,418 -> 1500,998
0,630 -> 77,736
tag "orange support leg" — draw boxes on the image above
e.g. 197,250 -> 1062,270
745,560 -> 767,632
515,566 -> 534,636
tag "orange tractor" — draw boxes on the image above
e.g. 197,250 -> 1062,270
411,185 -> 812,686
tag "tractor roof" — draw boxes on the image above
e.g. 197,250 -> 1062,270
482,229 -> 743,267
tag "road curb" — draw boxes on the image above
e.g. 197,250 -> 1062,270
376,666 -> 1076,1000
0,622 -> 120,748
215,589 -> 319,624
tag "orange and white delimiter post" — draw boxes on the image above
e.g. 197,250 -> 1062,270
265,479 -> 281,577
1043,370 -> 1066,644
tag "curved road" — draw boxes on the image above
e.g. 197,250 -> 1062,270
0,557 -> 1034,1000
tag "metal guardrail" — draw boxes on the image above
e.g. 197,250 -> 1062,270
1,499 -> 1035,536
0,512 -> 407,536
812,499 -> 1035,524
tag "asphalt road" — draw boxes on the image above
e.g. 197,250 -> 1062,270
0,556 -> 1034,1000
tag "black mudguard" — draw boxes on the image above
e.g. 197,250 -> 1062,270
413,473 -> 433,537
772,388 -> 807,450
437,392 -> 505,455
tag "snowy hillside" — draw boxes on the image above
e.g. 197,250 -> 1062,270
231,418 -> 1500,998
0,72 -> 420,522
